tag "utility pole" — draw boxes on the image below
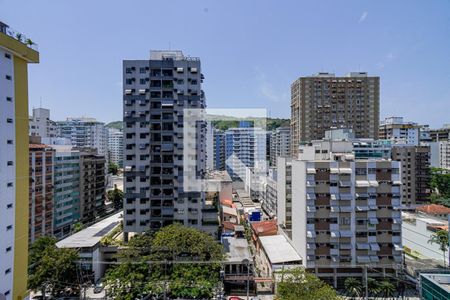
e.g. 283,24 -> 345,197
364,265 -> 368,300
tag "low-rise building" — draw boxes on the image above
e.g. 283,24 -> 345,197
222,236 -> 255,295
261,169 -> 277,218
402,209 -> 449,266
420,273 -> 450,300
56,212 -> 122,282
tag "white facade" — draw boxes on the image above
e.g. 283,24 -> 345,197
380,116 -> 420,146
29,107 -> 57,138
0,46 -> 16,299
402,212 -> 449,265
430,141 -> 450,170
225,127 -> 267,181
270,127 -> 290,167
107,128 -> 123,167
57,117 -> 108,162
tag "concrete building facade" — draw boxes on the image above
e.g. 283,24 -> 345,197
225,127 -> 266,181
279,140 -> 402,287
290,72 -> 379,156
29,144 -> 55,243
270,127 -> 290,167
213,128 -> 226,171
430,141 -> 450,170
392,145 -> 431,206
122,50 -> 207,235
379,116 -> 420,146
52,145 -> 81,239
0,21 -> 39,300
29,107 -> 57,138
107,128 -> 123,168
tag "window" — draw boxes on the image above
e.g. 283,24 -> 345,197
6,225 -> 13,231
126,67 -> 133,74
6,118 -> 13,123
4,53 -> 11,59
6,97 -> 12,102
5,268 -> 11,274
139,78 -> 146,84
7,182 -> 13,187
7,161 -> 13,166
125,78 -> 133,85
7,204 -> 13,209
5,75 -> 12,80
6,246 -> 12,252
139,67 -> 146,74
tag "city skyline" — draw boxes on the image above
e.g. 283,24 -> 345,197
1,0 -> 450,126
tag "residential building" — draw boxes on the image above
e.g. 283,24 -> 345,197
420,273 -> 450,300
420,125 -> 432,143
107,128 -> 123,167
379,116 -> 420,145
290,72 -> 379,156
122,50 -> 206,236
244,165 -> 267,201
430,141 -> 450,170
281,140 -> 402,287
225,126 -> 267,181
270,127 -> 290,166
52,145 -> 81,239
56,117 -> 108,162
56,212 -> 122,282
213,128 -> 226,170
29,143 -> 54,243
430,124 -> 450,142
352,139 -> 392,160
222,236 -> 256,295
29,107 -> 57,138
205,121 -> 214,170
391,145 -> 431,206
261,168 -> 277,218
416,204 -> 450,219
0,21 -> 39,300
277,157 -> 292,232
79,148 -> 106,223
402,208 -> 450,266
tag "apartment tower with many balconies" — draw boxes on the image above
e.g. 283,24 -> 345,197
290,72 -> 379,156
122,50 -> 207,237
278,140 -> 402,287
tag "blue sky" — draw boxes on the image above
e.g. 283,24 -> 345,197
2,0 -> 449,127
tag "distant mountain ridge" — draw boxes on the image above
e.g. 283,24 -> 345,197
106,121 -> 123,130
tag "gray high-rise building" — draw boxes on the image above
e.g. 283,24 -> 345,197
291,72 -> 379,156
122,50 -> 206,236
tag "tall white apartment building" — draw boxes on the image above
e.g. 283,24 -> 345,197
122,50 -> 207,236
108,128 -> 123,167
279,140 -> 402,287
29,107 -> 57,138
225,127 -> 267,181
56,117 -> 108,162
1,21 -> 39,299
270,126 -> 290,166
430,141 -> 450,170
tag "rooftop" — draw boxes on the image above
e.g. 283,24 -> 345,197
259,235 -> 302,265
0,21 -> 39,63
149,50 -> 200,61
206,170 -> 232,182
417,204 -> 450,216
222,205 -> 238,217
56,212 -> 122,248
251,220 -> 278,237
421,273 -> 450,294
223,237 -> 252,263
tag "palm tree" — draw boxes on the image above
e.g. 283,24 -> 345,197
377,280 -> 396,299
428,229 -> 449,267
367,277 -> 380,297
15,33 -> 23,42
344,277 -> 362,299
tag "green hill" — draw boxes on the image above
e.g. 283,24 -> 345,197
106,121 -> 123,130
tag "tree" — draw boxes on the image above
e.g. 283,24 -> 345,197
105,225 -> 223,299
367,277 -> 380,297
277,267 -> 341,300
28,237 -> 79,297
107,184 -> 124,210
72,222 -> 84,233
428,229 -> 449,267
108,162 -> 119,175
377,280 -> 396,298
344,277 -> 362,299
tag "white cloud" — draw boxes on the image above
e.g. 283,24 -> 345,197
358,11 -> 368,23
254,67 -> 288,104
